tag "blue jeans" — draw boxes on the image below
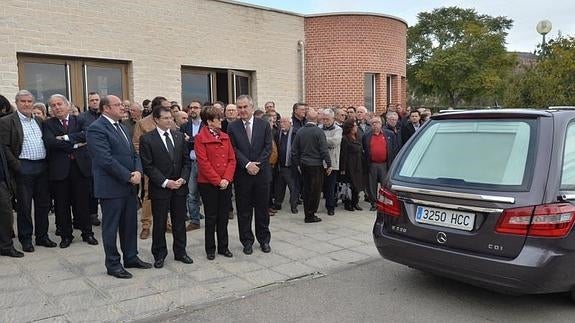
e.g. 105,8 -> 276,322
186,160 -> 202,224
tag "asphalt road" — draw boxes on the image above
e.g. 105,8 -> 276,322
150,258 -> 575,323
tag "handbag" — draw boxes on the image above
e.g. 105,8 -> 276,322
336,181 -> 352,201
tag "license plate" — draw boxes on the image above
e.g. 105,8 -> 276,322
415,206 -> 475,231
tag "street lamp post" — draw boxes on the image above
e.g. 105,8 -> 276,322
536,20 -> 552,54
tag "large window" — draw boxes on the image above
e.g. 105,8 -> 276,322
18,55 -> 129,110
396,119 -> 537,190
181,67 -> 252,106
364,73 -> 376,112
386,75 -> 392,106
561,122 -> 575,190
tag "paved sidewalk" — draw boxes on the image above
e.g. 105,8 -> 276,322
0,201 -> 379,322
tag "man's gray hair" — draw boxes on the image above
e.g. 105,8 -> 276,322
49,94 -> 70,106
321,108 -> 335,118
386,111 -> 399,118
15,89 -> 34,102
236,94 -> 253,105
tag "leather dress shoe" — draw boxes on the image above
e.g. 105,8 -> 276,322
91,214 -> 101,226
186,223 -> 200,231
107,269 -> 132,279
175,254 -> 193,264
140,228 -> 150,240
243,245 -> 253,255
83,235 -> 99,245
291,207 -> 298,214
206,253 -> 215,260
0,247 -> 24,258
21,241 -> 34,253
305,215 -> 322,223
327,209 -> 335,216
124,258 -> 153,269
59,238 -> 73,249
354,205 -> 363,211
154,258 -> 164,268
218,249 -> 233,258
369,205 -> 377,212
36,237 -> 57,248
260,243 -> 271,253
344,205 -> 355,211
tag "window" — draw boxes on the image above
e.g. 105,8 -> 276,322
181,70 -> 213,106
18,55 -> 128,109
386,75 -> 392,106
181,67 -> 252,105
561,122 -> 575,190
364,73 -> 376,112
396,119 -> 537,190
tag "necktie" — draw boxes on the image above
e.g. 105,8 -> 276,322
245,121 -> 252,144
285,131 -> 292,167
113,123 -> 129,146
164,131 -> 175,160
61,119 -> 68,132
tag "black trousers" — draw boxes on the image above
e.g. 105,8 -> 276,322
15,160 -> 50,243
301,165 -> 325,218
234,175 -> 270,247
0,181 -> 15,251
274,166 -> 299,209
199,183 -> 231,254
322,170 -> 338,211
151,193 -> 187,261
52,160 -> 93,239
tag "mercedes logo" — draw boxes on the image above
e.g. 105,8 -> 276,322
436,232 -> 447,244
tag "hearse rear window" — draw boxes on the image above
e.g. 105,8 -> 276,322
395,119 -> 536,190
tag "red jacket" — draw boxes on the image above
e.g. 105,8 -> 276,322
195,126 -> 236,186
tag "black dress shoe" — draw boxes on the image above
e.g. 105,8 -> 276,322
91,214 -> 101,226
206,253 -> 215,260
305,215 -> 322,223
21,241 -> 34,253
291,207 -> 298,214
55,228 -> 61,236
175,254 -> 193,264
369,205 -> 377,212
36,237 -> 57,248
327,209 -> 335,216
243,245 -> 253,255
154,258 -> 164,268
344,205 -> 355,211
124,258 -> 153,269
82,235 -> 99,245
260,243 -> 271,253
0,247 -> 24,258
217,249 -> 233,258
59,238 -> 73,249
354,205 -> 363,211
107,269 -> 132,279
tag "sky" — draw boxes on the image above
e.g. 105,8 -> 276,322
236,0 -> 575,52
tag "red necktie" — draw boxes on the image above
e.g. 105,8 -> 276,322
62,119 -> 68,132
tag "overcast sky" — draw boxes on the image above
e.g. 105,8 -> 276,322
236,0 -> 575,52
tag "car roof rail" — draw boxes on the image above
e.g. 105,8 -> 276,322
547,106 -> 575,111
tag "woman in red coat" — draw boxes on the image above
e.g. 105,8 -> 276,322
195,106 -> 236,260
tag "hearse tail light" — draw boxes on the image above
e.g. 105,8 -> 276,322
496,203 -> 575,238
376,188 -> 401,217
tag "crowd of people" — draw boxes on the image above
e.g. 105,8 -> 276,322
0,90 -> 427,279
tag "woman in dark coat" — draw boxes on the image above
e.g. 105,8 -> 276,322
339,119 -> 365,211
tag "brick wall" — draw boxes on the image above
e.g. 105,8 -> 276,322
304,14 -> 407,115
0,0 -> 304,115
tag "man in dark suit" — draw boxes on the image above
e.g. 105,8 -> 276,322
78,92 -> 102,226
86,95 -> 152,279
227,94 -> 272,255
0,90 -> 56,252
44,94 -> 98,248
0,143 -> 23,258
140,106 -> 193,268
401,110 -> 422,144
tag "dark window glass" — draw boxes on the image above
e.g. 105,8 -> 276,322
85,65 -> 123,98
182,71 -> 211,106
22,62 -> 68,104
364,73 -> 375,112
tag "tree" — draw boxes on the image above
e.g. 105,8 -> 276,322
503,35 -> 575,107
408,7 -> 516,107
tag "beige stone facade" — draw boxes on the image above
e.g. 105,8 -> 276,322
0,0 -> 406,115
